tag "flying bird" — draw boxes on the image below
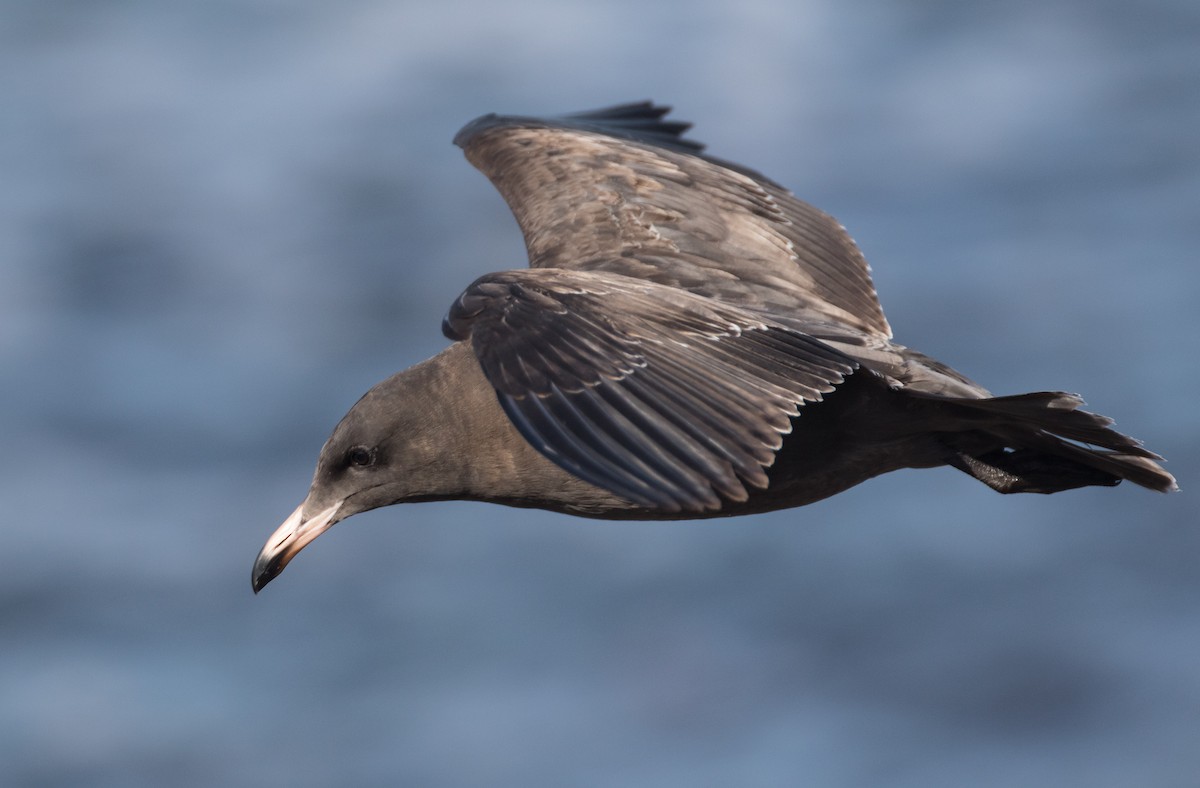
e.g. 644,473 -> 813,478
252,102 -> 1175,592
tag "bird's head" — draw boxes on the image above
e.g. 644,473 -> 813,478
251,357 -> 463,593
251,391 -> 402,592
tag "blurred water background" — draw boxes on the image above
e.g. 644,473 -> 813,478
2,1 -> 1198,785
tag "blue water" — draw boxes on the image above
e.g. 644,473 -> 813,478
3,1 -> 1198,785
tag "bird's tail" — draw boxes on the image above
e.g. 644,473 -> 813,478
926,391 -> 1177,494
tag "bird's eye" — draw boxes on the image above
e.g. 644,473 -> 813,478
346,446 -> 375,468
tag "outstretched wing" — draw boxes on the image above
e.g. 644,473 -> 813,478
443,268 -> 859,512
454,101 -> 892,338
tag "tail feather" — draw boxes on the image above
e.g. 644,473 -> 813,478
928,391 -> 1177,494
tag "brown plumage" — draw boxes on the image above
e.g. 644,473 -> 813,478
252,102 -> 1175,592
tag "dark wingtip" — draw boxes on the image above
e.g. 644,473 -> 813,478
453,101 -> 706,156
453,112 -> 499,149
560,101 -> 703,152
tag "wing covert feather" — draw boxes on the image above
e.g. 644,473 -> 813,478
455,102 -> 892,338
443,269 -> 859,512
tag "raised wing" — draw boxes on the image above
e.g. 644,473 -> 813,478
443,268 -> 859,512
454,101 -> 892,338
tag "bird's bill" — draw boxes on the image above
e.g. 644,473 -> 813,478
252,500 -> 343,593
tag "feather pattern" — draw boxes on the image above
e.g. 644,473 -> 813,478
444,269 -> 858,511
441,102 -> 1175,506
454,102 -> 892,339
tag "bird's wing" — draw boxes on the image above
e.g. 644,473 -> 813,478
443,268 -> 859,513
454,101 -> 892,338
